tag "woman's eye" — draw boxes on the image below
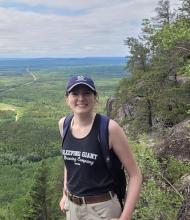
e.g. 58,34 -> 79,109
83,91 -> 91,95
71,92 -> 79,96
71,91 -> 92,96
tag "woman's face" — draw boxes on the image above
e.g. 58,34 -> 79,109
66,85 -> 97,115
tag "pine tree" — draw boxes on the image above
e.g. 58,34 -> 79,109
23,161 -> 50,220
154,0 -> 174,26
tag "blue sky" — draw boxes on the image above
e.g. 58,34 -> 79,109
0,0 -> 179,58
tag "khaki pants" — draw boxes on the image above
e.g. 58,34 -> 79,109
64,194 -> 121,220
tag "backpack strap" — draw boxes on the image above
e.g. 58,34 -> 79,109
61,114 -> 73,150
98,114 -> 112,169
98,114 -> 125,210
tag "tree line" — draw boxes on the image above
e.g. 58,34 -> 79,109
114,0 -> 190,135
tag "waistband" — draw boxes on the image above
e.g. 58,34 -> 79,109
66,191 -> 114,206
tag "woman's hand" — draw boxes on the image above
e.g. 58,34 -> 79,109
59,194 -> 67,212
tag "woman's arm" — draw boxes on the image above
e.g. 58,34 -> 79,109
109,120 -> 142,220
59,167 -> 68,211
58,117 -> 68,211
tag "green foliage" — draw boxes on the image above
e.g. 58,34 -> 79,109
134,179 -> 181,220
161,156 -> 190,184
115,0 -> 190,135
0,110 -> 15,121
179,60 -> 190,76
154,19 -> 190,50
130,137 -> 185,220
9,196 -> 30,220
47,157 -> 65,220
23,161 -> 49,220
0,158 -> 65,220
121,3 -> 190,211
0,162 -> 38,216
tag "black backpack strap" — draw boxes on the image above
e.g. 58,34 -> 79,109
98,114 -> 125,210
60,114 -> 73,153
98,114 -> 112,170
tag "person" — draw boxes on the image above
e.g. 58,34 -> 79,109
58,75 -> 142,220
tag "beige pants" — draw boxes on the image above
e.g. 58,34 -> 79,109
64,194 -> 121,220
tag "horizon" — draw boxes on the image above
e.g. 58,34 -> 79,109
0,56 -> 128,60
0,55 -> 127,76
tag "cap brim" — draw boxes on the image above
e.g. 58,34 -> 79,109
67,82 -> 96,92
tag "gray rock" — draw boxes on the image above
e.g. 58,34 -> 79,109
157,118 -> 190,161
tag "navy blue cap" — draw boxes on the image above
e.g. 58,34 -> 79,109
66,75 -> 96,93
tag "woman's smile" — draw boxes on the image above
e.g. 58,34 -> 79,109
76,103 -> 88,108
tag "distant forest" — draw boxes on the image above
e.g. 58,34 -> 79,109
0,57 -> 126,76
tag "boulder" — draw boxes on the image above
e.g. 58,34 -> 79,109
157,118 -> 190,161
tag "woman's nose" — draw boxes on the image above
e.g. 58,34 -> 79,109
77,93 -> 85,99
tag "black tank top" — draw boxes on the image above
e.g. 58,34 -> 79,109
62,114 -> 114,196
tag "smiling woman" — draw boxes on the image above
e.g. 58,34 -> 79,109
58,75 -> 142,220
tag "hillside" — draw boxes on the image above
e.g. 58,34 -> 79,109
0,57 -> 126,219
107,0 -> 190,219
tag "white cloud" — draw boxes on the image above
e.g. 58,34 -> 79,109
0,0 -> 179,57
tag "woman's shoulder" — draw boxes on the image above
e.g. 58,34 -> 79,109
58,117 -> 66,125
108,118 -> 121,131
58,116 -> 67,137
108,118 -> 128,140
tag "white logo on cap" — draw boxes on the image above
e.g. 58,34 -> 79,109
76,76 -> 86,81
